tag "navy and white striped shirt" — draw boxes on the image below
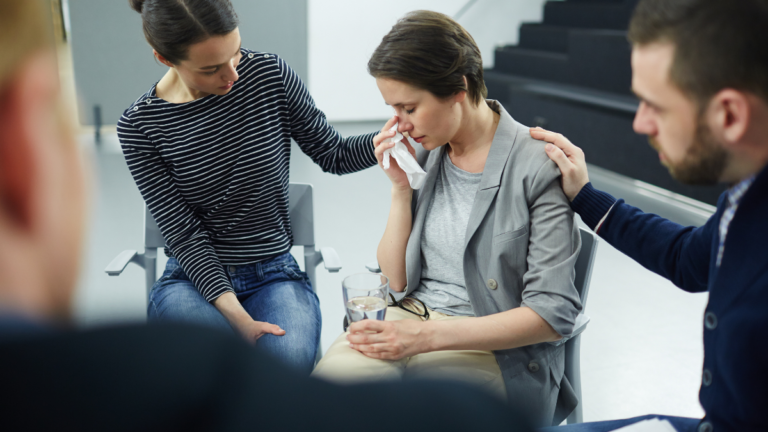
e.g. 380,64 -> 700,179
117,50 -> 377,302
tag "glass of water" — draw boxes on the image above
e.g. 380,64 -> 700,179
343,273 -> 389,323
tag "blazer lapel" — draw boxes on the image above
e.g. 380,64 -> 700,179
464,101 -> 518,248
405,147 -> 444,296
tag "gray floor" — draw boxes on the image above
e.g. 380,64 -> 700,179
75,122 -> 707,423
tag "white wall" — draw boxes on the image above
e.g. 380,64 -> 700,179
308,0 -> 547,122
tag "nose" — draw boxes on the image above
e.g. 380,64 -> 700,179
224,61 -> 239,83
633,101 -> 656,136
397,117 -> 414,134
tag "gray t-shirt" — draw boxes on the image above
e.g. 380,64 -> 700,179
412,151 -> 482,316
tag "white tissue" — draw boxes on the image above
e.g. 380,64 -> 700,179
608,418 -> 677,432
382,123 -> 427,190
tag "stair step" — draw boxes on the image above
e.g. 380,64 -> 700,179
518,23 -> 570,53
543,0 -> 639,30
493,47 -> 570,85
483,71 -> 727,206
569,29 -> 632,95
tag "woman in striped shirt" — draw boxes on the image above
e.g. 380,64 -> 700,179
118,0 -> 377,373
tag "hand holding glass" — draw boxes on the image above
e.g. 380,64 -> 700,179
343,273 -> 389,323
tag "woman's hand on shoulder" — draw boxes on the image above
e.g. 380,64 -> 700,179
373,116 -> 414,193
347,319 -> 431,360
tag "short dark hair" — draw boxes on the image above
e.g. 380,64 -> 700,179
368,10 -> 487,106
129,0 -> 239,65
628,0 -> 768,105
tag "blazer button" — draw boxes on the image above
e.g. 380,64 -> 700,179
487,279 -> 498,290
704,312 -> 718,330
702,368 -> 712,387
527,361 -> 539,373
698,421 -> 713,432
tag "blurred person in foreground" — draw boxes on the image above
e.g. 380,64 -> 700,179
0,1 -> 533,430
533,0 -> 768,431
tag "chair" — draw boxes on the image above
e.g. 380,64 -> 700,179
104,182 -> 342,304
363,226 -> 598,425
564,227 -> 598,424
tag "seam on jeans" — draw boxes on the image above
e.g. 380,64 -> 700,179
148,296 -> 160,319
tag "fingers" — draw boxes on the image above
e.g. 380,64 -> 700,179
374,138 -> 397,161
264,323 -> 286,336
349,319 -> 386,334
381,115 -> 399,133
529,127 -> 580,155
347,330 -> 387,345
349,342 -> 403,360
373,129 -> 397,150
544,142 -> 572,172
373,116 -> 400,150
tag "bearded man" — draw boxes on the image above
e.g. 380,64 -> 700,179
534,0 -> 768,431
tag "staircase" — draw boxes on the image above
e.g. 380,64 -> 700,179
485,0 -> 726,206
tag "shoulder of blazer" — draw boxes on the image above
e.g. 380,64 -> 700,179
490,102 -> 562,199
505,137 -> 563,206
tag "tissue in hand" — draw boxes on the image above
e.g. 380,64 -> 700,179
382,123 -> 427,190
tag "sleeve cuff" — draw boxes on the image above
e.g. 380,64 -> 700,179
570,182 -> 618,231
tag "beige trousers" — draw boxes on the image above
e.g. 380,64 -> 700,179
312,299 -> 507,400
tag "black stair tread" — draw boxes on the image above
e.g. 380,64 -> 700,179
494,47 -> 570,85
484,70 -> 638,112
499,26 -> 631,95
496,46 -> 569,61
568,29 -> 632,95
543,0 -> 639,30
518,23 -> 571,53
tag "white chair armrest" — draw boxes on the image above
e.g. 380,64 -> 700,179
365,261 -> 381,273
319,247 -> 342,273
105,250 -> 139,276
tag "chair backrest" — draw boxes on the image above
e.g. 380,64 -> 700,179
143,182 -> 316,250
574,227 -> 598,305
563,227 -> 599,425
288,183 -> 315,247
144,206 -> 164,249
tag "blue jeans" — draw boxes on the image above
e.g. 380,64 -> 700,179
540,415 -> 702,432
148,252 -> 321,373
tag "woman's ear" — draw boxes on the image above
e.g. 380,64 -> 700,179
153,49 -> 174,68
454,76 -> 469,104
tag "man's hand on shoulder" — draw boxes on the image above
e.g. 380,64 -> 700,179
530,127 -> 589,201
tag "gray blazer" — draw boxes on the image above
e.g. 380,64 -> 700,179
405,100 -> 582,426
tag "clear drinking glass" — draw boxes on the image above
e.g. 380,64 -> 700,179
342,272 -> 389,323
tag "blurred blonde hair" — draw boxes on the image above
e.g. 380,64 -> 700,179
0,0 -> 52,90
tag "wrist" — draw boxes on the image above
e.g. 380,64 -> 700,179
420,320 -> 442,353
391,186 -> 412,200
213,292 -> 252,327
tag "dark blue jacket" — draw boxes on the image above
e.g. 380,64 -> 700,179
571,164 -> 768,432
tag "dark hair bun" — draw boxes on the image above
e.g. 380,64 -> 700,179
129,0 -> 146,13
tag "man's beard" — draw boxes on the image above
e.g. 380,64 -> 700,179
649,116 -> 730,185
